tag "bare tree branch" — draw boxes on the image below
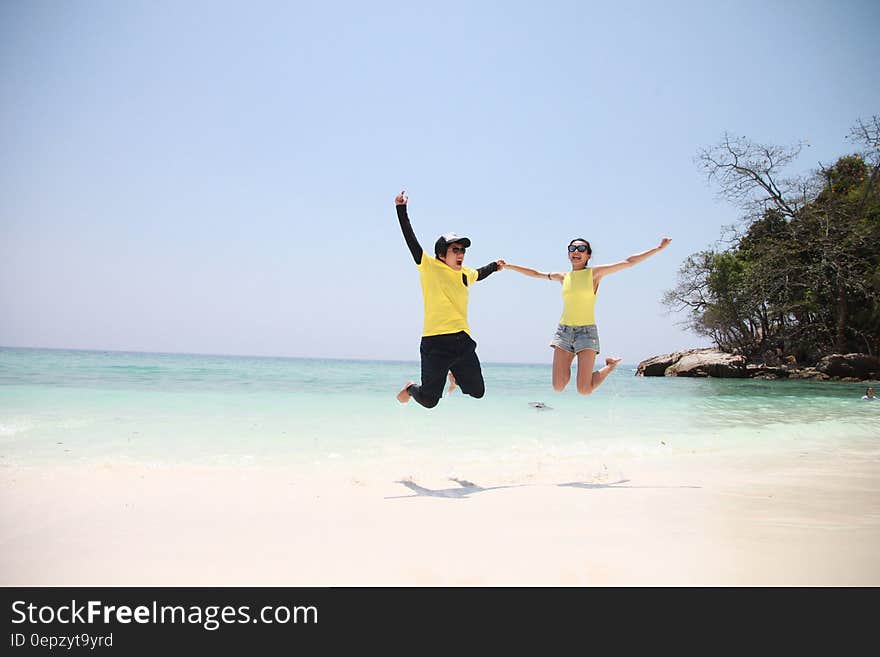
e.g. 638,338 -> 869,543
696,133 -> 807,219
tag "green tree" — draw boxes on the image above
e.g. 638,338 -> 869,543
666,117 -> 880,360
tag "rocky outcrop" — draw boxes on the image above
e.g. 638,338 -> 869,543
745,364 -> 789,379
667,351 -> 747,377
785,367 -> 831,381
815,353 -> 880,380
635,351 -> 688,377
636,348 -> 746,377
637,349 -> 879,380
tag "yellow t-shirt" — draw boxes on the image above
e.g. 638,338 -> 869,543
417,255 -> 479,336
560,268 -> 597,326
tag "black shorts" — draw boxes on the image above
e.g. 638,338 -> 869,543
408,331 -> 485,408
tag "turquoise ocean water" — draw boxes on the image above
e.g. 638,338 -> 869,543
1,347 -> 877,470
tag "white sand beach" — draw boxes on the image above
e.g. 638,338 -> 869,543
3,448 -> 879,586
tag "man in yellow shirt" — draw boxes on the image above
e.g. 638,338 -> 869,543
394,191 -> 505,408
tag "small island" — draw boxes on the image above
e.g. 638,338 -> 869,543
652,119 -> 879,382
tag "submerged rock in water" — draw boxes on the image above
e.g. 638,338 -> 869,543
528,401 -> 553,410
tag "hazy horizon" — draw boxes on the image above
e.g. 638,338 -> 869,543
0,343 -> 655,368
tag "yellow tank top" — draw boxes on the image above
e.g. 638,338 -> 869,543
417,255 -> 479,336
560,268 -> 597,326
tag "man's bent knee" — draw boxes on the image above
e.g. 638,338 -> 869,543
413,391 -> 441,408
462,380 -> 485,398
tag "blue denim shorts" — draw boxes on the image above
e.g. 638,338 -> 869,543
550,323 -> 600,354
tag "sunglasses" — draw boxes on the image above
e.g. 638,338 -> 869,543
568,244 -> 589,253
450,246 -> 466,255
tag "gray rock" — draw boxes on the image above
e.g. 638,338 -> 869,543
635,348 -> 712,376
636,348 -> 746,378
816,353 -> 880,380
746,364 -> 788,379
666,351 -> 747,378
635,351 -> 684,376
787,368 -> 830,381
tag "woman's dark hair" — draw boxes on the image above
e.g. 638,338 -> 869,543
569,238 -> 592,255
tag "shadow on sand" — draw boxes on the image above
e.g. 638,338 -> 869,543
385,477 -> 524,500
386,477 -> 702,499
557,479 -> 701,490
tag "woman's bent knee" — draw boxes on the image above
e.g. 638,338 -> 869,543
552,373 -> 570,392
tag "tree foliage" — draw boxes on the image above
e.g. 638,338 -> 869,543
665,117 -> 880,360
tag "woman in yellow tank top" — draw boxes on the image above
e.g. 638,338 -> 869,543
504,236 -> 671,396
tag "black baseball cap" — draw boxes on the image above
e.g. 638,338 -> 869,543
434,232 -> 471,256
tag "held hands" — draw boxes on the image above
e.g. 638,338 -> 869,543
395,190 -> 408,205
496,259 -> 506,270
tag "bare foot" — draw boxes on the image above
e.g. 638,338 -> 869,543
447,371 -> 457,393
397,381 -> 414,403
606,357 -> 622,370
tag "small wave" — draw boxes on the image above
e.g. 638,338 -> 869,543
0,422 -> 32,436
107,365 -> 165,373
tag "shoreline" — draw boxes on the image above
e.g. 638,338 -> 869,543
3,447 -> 878,586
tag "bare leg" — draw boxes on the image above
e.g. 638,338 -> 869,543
552,347 -> 576,392
396,380 -> 414,404
576,351 -> 622,395
447,371 -> 457,393
594,356 -> 622,388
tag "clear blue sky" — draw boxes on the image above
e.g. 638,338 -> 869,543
2,0 -> 878,363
